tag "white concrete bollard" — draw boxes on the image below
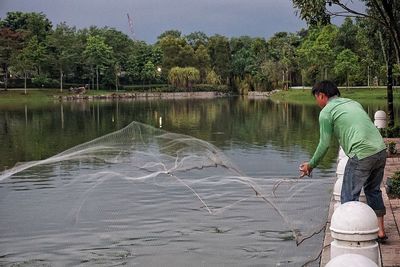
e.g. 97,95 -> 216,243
325,253 -> 378,267
333,177 -> 343,210
374,110 -> 387,129
338,147 -> 347,162
334,156 -> 349,210
336,157 -> 348,180
333,177 -> 367,210
335,155 -> 367,210
330,201 -> 379,264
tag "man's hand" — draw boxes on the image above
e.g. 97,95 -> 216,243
299,162 -> 312,178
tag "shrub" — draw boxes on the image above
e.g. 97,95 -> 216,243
191,84 -> 229,92
31,75 -> 58,88
386,141 -> 397,154
387,171 -> 400,197
168,67 -> 200,89
380,126 -> 400,138
205,70 -> 222,85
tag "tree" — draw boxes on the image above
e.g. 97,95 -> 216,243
112,61 -> 121,91
142,60 -> 158,87
230,36 -> 258,85
127,41 -> 150,81
267,32 -> 300,89
21,36 -> 52,89
334,49 -> 360,88
22,36 -> 47,76
206,69 -> 222,85
0,11 -> 52,42
168,67 -> 200,90
24,12 -> 53,42
230,36 -> 254,55
260,59 -> 284,89
157,35 -> 196,75
250,37 -> 273,90
355,19 -> 382,87
185,67 -> 200,90
83,35 -> 113,90
179,45 -> 196,67
98,27 -> 134,90
231,48 -> 255,79
168,67 -> 181,88
292,0 -> 399,126
337,18 -> 358,51
251,37 -> 268,62
157,29 -> 182,40
47,23 -> 78,92
297,25 -> 338,83
10,46 -> 34,93
185,31 -> 208,49
292,1 -> 399,63
127,41 -> 163,85
194,44 -> 211,82
0,27 -> 25,90
207,35 -> 231,84
77,26 -> 135,90
157,36 -> 184,72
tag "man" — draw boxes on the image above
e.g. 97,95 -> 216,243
299,80 -> 387,242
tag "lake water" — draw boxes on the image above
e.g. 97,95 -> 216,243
0,96 -> 392,266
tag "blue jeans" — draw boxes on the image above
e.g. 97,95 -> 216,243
341,149 -> 387,217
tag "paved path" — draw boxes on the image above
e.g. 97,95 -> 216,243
380,138 -> 400,267
320,138 -> 400,266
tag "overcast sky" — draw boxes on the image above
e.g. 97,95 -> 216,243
0,0 -> 361,43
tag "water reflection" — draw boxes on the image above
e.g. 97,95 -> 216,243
1,97 -> 396,172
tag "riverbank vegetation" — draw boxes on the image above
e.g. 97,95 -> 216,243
0,3 -> 398,131
0,10 -> 399,94
0,86 -> 397,107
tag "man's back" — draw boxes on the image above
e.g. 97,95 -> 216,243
322,97 -> 386,159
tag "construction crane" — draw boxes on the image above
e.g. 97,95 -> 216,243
127,13 -> 135,39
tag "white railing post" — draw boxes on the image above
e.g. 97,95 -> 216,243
374,110 -> 387,129
326,253 -> 378,267
330,201 -> 379,264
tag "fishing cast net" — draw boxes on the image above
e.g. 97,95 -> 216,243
0,121 -> 333,266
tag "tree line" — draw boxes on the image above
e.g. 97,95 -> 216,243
0,11 -> 399,93
292,0 -> 399,130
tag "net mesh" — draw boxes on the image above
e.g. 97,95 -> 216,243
0,121 -> 333,266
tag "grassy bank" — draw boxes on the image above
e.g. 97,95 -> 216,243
0,89 -> 55,106
1,87 -> 399,106
270,87 -> 400,105
0,89 -> 120,106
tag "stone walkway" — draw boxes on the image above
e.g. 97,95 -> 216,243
380,138 -> 400,267
320,138 -> 400,267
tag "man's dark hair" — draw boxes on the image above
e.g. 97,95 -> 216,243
311,80 -> 341,97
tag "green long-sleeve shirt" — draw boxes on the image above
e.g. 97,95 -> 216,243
309,97 -> 386,168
